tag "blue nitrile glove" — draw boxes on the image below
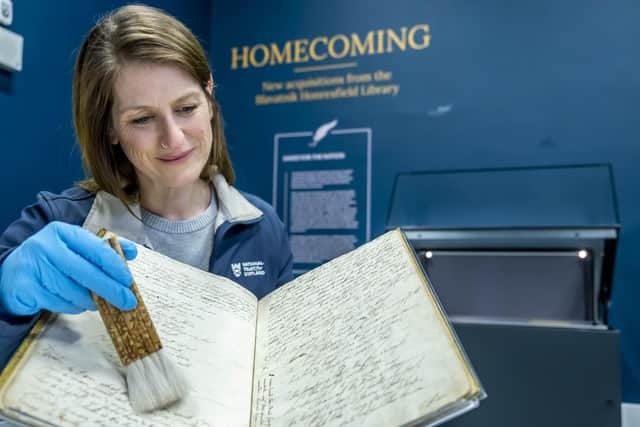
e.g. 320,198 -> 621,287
0,221 -> 138,316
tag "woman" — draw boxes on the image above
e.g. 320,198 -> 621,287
0,5 -> 292,367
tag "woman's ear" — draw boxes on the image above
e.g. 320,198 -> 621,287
206,75 -> 214,96
206,75 -> 215,120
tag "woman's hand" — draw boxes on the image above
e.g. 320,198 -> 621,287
0,222 -> 137,316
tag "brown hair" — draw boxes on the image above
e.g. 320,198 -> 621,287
73,4 -> 234,203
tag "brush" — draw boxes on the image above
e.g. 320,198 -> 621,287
93,229 -> 188,413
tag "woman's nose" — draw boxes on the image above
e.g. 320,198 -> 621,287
159,116 -> 184,149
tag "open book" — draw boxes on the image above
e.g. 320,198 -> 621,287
0,229 -> 485,427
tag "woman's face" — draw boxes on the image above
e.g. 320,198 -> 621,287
111,61 -> 213,195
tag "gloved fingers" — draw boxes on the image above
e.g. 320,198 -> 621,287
3,277 -> 85,316
45,244 -> 137,311
116,237 -> 138,261
30,286 -> 86,315
52,222 -> 133,286
38,257 -> 98,311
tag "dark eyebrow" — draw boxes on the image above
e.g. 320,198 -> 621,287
173,90 -> 202,104
118,90 -> 203,114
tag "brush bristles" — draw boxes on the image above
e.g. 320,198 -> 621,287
126,349 -> 189,413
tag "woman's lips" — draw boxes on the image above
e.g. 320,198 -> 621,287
158,148 -> 194,163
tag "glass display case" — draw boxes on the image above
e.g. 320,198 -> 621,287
386,164 -> 619,325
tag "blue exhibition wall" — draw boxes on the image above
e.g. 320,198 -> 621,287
0,0 -> 210,230
210,0 -> 640,401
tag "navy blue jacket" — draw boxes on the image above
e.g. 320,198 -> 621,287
0,178 -> 292,369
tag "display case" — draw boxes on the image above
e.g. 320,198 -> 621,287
386,164 -> 619,325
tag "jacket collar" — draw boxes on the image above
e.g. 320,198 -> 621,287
82,174 -> 263,244
211,174 -> 263,230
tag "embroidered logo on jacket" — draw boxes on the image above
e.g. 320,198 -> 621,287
231,263 -> 242,277
231,261 -> 266,278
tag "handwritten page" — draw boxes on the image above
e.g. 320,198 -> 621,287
253,230 -> 474,427
1,246 -> 257,427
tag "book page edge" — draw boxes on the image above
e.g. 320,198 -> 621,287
395,228 -> 485,400
400,398 -> 480,427
0,311 -> 54,410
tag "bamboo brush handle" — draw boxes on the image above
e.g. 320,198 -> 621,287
93,230 -> 162,366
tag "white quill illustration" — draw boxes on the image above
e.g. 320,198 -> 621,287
427,104 -> 453,117
309,119 -> 338,147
